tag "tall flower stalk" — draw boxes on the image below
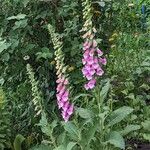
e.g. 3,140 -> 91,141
81,0 -> 107,90
48,24 -> 73,122
26,63 -> 43,116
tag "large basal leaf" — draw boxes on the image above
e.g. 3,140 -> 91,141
38,113 -> 57,137
63,122 -> 79,141
76,108 -> 93,119
120,124 -> 141,136
107,131 -> 125,150
80,121 -> 99,147
107,106 -> 134,127
66,142 -> 76,150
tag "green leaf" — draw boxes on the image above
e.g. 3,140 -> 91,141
120,125 -> 141,136
0,78 -> 5,86
93,1 -> 105,7
100,80 -> 111,101
107,106 -> 134,127
0,40 -> 11,53
54,145 -> 65,150
63,122 -> 79,141
66,142 -> 76,150
37,113 -> 55,137
22,0 -> 30,7
38,112 -> 48,126
13,134 -> 25,150
29,144 -> 52,150
107,131 -> 125,149
80,121 -> 99,147
142,120 -> 150,131
2,53 -> 10,61
13,19 -> 28,29
36,47 -> 53,59
77,108 -> 93,119
142,134 -> 150,142
7,14 -> 26,20
72,94 -> 92,102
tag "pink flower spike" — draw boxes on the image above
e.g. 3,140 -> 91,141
96,69 -> 104,76
87,41 -> 92,48
56,94 -> 61,101
94,57 -> 98,63
86,73 -> 93,80
89,48 -> 95,57
56,78 -> 61,83
83,51 -> 89,59
83,46 -> 87,51
63,90 -> 69,97
93,40 -> 97,48
62,111 -> 70,122
67,104 -> 74,115
63,101 -> 69,111
88,79 -> 96,89
92,63 -> 99,69
56,83 -> 62,92
61,95 -> 68,102
57,100 -> 64,109
87,57 -> 94,65
61,91 -> 69,102
63,79 -> 69,85
82,68 -> 88,76
99,58 -> 107,65
59,86 -> 66,95
88,69 -> 95,76
97,49 -> 103,56
82,58 -> 86,65
85,65 -> 91,71
83,41 -> 88,47
84,84 -> 89,90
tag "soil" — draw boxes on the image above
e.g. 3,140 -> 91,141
136,144 -> 150,150
127,139 -> 150,150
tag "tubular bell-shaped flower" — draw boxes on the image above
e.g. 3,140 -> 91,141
48,24 -> 74,122
81,0 -> 107,90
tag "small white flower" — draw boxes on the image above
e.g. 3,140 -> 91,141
23,55 -> 30,60
128,3 -> 134,7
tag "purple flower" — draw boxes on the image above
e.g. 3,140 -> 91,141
97,49 -> 103,56
67,104 -> 74,115
99,58 -> 107,65
61,104 -> 74,122
55,74 -> 74,122
84,79 -> 96,90
81,34 -> 106,90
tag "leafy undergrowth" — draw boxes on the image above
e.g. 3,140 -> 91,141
0,0 -> 150,150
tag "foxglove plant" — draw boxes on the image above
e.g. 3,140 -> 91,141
48,25 -> 74,122
81,0 -> 107,90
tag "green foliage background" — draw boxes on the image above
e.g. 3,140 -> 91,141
0,0 -> 150,149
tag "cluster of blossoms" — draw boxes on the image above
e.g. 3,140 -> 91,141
55,73 -> 74,122
82,34 -> 107,90
81,0 -> 107,90
48,24 -> 74,122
